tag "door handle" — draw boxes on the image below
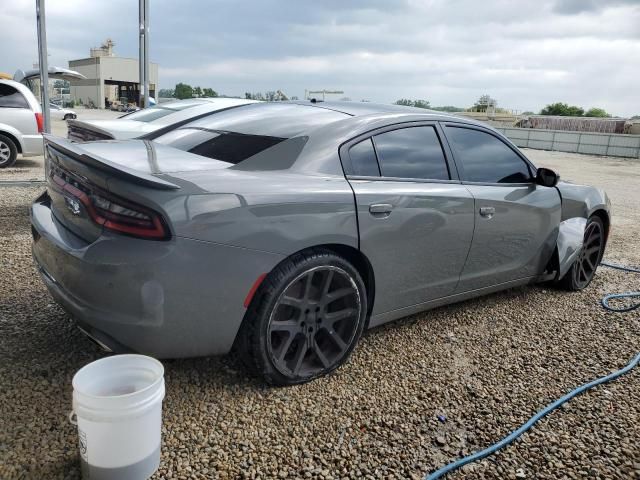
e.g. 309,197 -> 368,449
369,203 -> 393,217
479,206 -> 495,218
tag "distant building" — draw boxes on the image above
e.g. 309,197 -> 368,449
68,39 -> 158,109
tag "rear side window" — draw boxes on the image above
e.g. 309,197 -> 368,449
0,84 -> 29,108
372,126 -> 449,180
154,127 -> 285,164
446,127 -> 531,183
348,138 -> 380,176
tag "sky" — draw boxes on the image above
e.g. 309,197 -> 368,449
1,0 -> 639,116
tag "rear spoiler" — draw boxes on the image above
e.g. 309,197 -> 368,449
43,134 -> 180,190
67,119 -> 116,141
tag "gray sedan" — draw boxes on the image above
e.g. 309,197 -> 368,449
31,102 -> 610,385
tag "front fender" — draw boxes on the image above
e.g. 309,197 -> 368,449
556,217 -> 587,278
555,181 -> 611,221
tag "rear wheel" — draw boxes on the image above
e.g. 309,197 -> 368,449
0,134 -> 18,168
558,216 -> 605,291
238,248 -> 367,385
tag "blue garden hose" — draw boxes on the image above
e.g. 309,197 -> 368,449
425,261 -> 640,480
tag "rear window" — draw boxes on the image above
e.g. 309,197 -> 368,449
0,84 -> 29,109
122,102 -> 200,123
154,127 -> 285,165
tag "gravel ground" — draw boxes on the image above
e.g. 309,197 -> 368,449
0,107 -> 121,181
0,151 -> 638,479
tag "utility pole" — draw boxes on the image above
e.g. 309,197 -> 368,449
36,0 -> 50,133
138,0 -> 150,108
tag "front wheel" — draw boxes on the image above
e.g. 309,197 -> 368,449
238,249 -> 368,385
557,216 -> 605,291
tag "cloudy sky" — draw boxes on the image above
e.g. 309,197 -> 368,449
1,0 -> 639,116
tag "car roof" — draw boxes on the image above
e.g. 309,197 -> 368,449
174,100 -> 479,138
0,79 -> 40,111
174,102 -> 353,138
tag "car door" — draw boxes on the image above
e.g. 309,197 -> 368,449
340,123 -> 475,316
442,123 -> 561,292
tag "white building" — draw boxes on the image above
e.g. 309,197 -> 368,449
68,39 -> 158,109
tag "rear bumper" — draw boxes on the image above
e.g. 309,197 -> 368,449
20,134 -> 44,157
31,193 -> 284,358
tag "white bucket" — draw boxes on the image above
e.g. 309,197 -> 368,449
70,354 -> 165,480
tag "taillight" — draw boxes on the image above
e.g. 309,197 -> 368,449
89,192 -> 168,239
35,113 -> 44,133
53,173 -> 169,240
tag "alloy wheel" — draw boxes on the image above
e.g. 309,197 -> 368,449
0,141 -> 10,163
267,266 -> 362,378
573,221 -> 603,288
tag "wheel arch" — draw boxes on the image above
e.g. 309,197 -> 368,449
0,129 -> 22,153
590,208 -> 610,248
319,243 -> 376,320
234,243 -> 377,351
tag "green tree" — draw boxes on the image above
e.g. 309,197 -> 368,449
174,83 -> 193,100
202,88 -> 217,97
540,102 -> 584,116
158,88 -> 174,98
521,111 -> 535,115
431,106 -> 465,113
394,99 -> 431,109
631,115 -> 640,120
584,107 -> 610,117
193,86 -> 203,97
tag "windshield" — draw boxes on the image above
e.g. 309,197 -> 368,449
155,127 -> 285,165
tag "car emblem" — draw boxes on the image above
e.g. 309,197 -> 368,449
64,196 -> 82,216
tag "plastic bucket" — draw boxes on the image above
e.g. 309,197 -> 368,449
70,354 -> 165,480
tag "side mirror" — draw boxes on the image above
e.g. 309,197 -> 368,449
536,167 -> 559,187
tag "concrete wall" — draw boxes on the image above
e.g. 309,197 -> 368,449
496,127 -> 640,159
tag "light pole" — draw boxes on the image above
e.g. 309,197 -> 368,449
138,0 -> 150,108
36,0 -> 50,133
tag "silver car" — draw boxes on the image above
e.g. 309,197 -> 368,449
1,67 -> 85,167
0,79 -> 44,167
49,103 -> 77,121
31,102 -> 610,385
67,98 -> 258,142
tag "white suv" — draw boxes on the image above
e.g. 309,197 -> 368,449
0,79 -> 44,168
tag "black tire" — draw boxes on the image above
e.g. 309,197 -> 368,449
557,216 -> 605,291
238,248 -> 368,385
63,114 -> 71,121
0,134 -> 18,168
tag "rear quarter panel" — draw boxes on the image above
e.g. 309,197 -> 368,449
156,170 -> 359,255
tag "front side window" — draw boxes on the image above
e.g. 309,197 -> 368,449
446,126 -> 531,183
372,126 -> 450,180
0,84 -> 29,109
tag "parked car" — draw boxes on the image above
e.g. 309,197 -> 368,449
0,79 -> 44,167
0,66 -> 85,167
67,98 -> 258,142
31,102 -> 610,385
48,103 -> 76,121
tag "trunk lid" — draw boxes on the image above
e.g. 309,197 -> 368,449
14,66 -> 86,83
67,119 -> 159,141
43,135 -> 181,242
